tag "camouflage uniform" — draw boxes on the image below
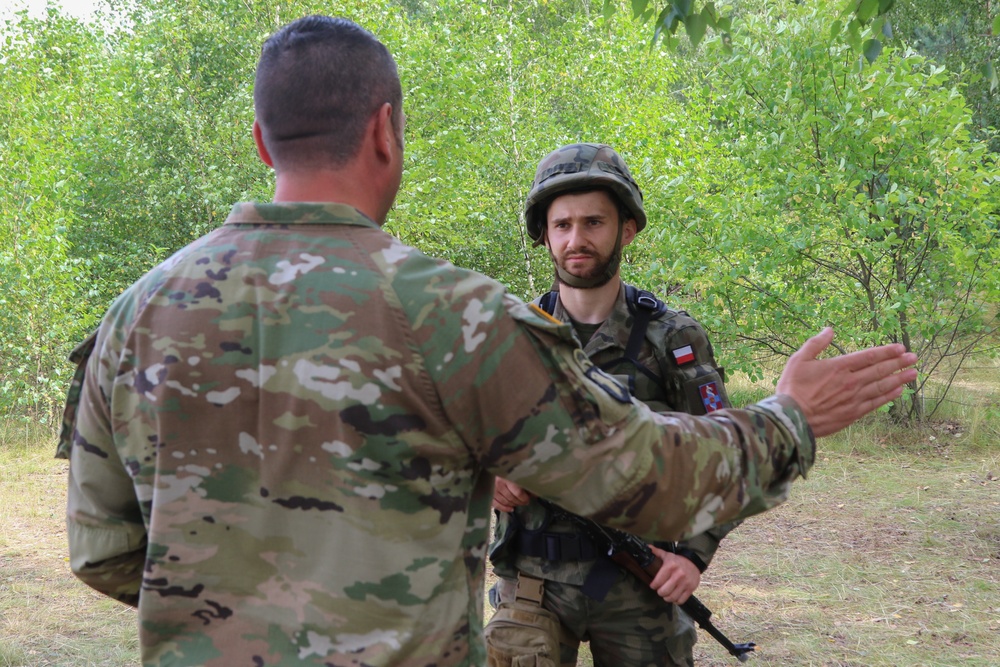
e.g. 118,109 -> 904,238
60,202 -> 814,667
490,284 -> 737,666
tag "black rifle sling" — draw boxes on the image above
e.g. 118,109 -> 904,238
604,285 -> 668,394
538,291 -> 558,315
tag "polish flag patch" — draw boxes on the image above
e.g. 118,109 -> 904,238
672,345 -> 695,366
699,381 -> 724,412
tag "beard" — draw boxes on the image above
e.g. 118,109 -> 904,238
552,247 -> 617,289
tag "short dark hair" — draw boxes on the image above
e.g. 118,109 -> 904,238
253,16 -> 403,170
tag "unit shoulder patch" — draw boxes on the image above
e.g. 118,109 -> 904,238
699,381 -> 724,412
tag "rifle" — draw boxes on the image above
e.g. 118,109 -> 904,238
539,499 -> 756,663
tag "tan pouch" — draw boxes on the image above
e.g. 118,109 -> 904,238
484,574 -> 560,667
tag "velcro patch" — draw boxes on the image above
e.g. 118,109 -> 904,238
699,381 -> 724,412
672,345 -> 695,366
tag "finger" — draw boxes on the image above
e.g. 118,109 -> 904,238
649,566 -> 672,590
857,369 -> 917,415
849,351 -> 918,387
862,363 -> 918,399
836,343 -> 911,373
661,585 -> 685,604
656,580 -> 677,601
791,327 -> 834,362
492,501 -> 513,512
847,363 -> 918,406
655,570 -> 682,598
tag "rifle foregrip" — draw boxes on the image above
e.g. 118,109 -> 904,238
609,551 -> 661,586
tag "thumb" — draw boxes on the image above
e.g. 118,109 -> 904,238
792,327 -> 835,361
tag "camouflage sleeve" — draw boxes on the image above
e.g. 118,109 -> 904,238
413,281 -> 814,543
65,320 -> 148,606
674,521 -> 739,571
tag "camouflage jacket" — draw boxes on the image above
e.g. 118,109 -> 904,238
490,284 -> 737,585
61,202 -> 814,667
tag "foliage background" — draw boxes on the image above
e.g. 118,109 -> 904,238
1,0 -> 997,423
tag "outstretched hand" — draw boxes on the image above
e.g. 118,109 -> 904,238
776,328 -> 918,438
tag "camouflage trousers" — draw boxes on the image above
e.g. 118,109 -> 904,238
493,573 -> 696,667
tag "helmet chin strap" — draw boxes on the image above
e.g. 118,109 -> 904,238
549,221 -> 624,290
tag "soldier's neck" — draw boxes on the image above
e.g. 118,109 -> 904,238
558,277 -> 622,324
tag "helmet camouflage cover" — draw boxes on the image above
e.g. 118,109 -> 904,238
524,143 -> 647,242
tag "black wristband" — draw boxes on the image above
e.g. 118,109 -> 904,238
674,547 -> 708,573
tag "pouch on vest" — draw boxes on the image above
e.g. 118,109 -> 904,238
484,574 -> 560,667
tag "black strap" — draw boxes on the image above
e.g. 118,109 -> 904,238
596,284 -> 669,396
515,530 -> 603,561
538,290 -> 558,315
623,291 -> 656,364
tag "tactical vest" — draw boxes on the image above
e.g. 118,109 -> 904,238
490,284 -> 727,597
538,284 -> 670,400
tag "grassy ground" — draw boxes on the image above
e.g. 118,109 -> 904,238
686,436 -> 999,667
0,423 -> 138,667
1,361 -> 997,666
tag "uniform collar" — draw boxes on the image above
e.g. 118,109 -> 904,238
551,282 -> 631,356
223,202 -> 380,228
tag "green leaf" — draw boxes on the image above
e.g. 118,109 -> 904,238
685,12 -> 707,48
847,18 -> 862,50
993,15 -> 1000,36
857,0 -> 879,23
863,38 -> 882,64
630,0 -> 649,19
830,19 -> 843,40
672,0 -> 693,17
701,2 -> 718,28
604,0 -> 617,21
652,6 -> 672,45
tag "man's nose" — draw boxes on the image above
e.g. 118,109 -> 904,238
566,225 -> 586,249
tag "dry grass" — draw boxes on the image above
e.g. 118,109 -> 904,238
688,442 -> 1000,667
0,423 -> 138,667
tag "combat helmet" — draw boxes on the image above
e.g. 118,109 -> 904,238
523,143 -> 646,243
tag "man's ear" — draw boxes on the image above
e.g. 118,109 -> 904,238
372,102 -> 395,162
253,120 -> 274,168
621,218 -> 638,247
